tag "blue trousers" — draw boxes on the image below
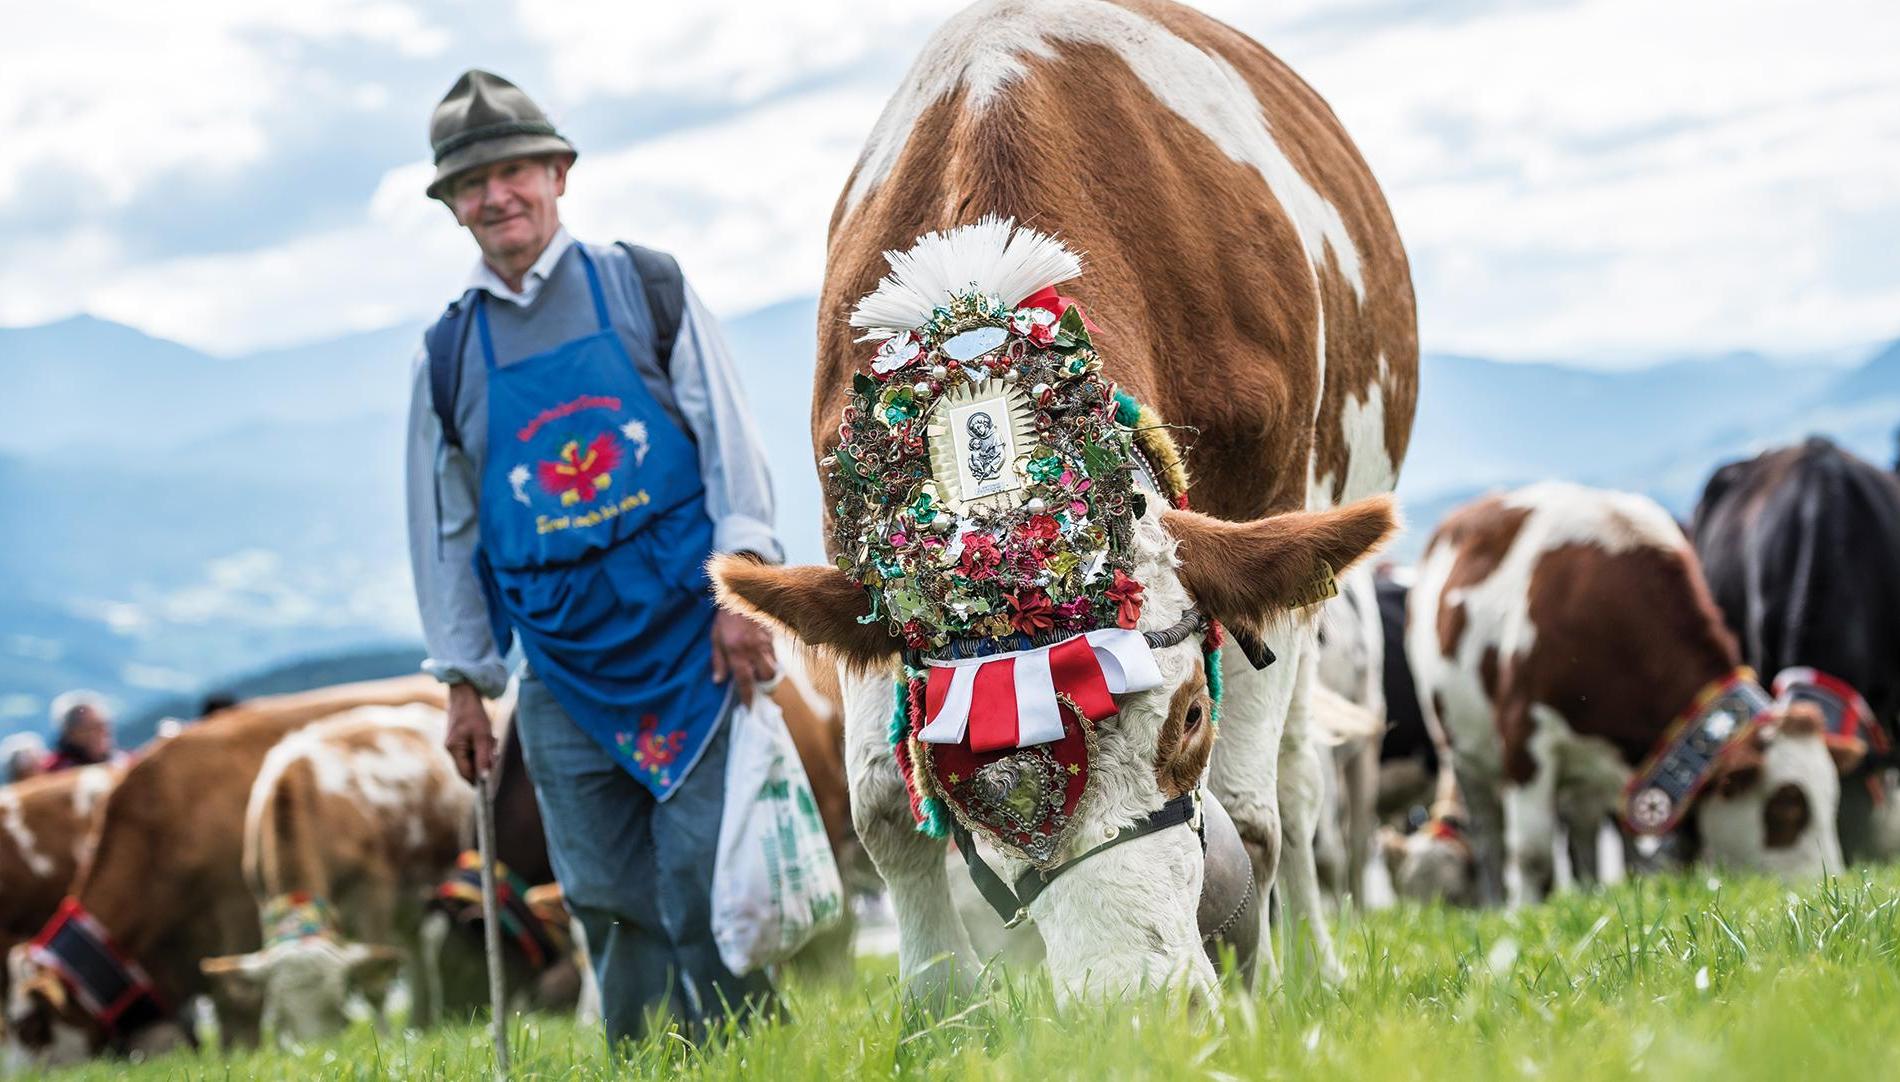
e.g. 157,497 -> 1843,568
515,671 -> 770,1045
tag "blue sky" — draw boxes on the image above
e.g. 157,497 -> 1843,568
2,0 -> 1896,361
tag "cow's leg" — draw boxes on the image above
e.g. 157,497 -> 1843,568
1342,736 -> 1379,905
840,666 -> 977,1003
1208,630 -> 1304,989
1453,762 -> 1507,907
1500,717 -> 1560,908
1275,647 -> 1345,985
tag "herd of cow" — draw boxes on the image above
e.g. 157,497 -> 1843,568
1341,438 -> 1900,914
0,434 -> 1888,1069
0,666 -> 861,1068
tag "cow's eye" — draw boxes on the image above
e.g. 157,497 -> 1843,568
1184,701 -> 1206,732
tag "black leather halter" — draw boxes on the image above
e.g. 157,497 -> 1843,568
951,791 -> 1204,928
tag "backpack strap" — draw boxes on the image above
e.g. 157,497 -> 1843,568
425,291 -> 478,449
616,242 -> 685,375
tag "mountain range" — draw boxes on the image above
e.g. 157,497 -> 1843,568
2,306 -> 1894,740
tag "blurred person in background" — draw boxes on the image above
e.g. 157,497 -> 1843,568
405,70 -> 781,1046
43,691 -> 122,772
1,732 -> 48,783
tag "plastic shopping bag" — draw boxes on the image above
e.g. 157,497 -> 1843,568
712,686 -> 846,975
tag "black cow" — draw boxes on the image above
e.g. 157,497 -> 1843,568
1693,436 -> 1900,861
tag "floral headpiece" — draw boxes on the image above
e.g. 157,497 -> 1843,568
826,217 -> 1159,659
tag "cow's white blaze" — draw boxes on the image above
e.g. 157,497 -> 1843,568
843,0 -> 1363,297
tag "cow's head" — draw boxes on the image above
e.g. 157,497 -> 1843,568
1379,822 -> 1479,907
201,938 -> 402,1046
1693,703 -> 1862,878
5,944 -> 100,1067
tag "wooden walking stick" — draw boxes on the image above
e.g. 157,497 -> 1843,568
475,764 -> 511,1079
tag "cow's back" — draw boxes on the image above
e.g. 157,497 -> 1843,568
819,0 -> 1415,525
1694,437 -> 1900,732
244,704 -> 469,918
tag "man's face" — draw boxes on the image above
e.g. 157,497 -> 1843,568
446,155 -> 568,268
67,708 -> 113,761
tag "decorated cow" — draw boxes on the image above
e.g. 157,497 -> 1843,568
712,0 -> 1415,1002
1693,436 -> 1900,861
199,704 -> 475,1045
1408,483 -> 1863,908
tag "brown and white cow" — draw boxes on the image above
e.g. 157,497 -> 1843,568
199,703 -> 474,1045
5,677 -> 447,1067
1408,482 -> 1860,908
0,767 -> 120,1006
712,0 -> 1414,1002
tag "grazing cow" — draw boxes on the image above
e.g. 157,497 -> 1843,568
5,677 -> 447,1067
712,0 -> 1413,1001
1312,565 -> 1385,904
1369,571 -> 1479,906
199,704 -> 475,1045
1409,483 -> 1862,908
1694,436 -> 1900,861
0,767 -> 120,1005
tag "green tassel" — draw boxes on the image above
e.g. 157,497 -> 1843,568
889,678 -> 909,748
917,795 -> 950,839
1112,388 -> 1143,427
1206,645 -> 1224,726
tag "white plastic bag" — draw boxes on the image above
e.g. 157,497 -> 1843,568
711,686 -> 846,975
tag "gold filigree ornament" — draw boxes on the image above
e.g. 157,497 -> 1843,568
924,378 -> 1038,515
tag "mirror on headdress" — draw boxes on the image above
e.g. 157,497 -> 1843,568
939,326 -> 1008,362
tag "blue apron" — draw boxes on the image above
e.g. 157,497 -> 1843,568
472,246 -> 728,799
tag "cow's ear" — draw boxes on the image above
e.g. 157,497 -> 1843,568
200,954 -> 267,1014
709,556 -> 905,668
1163,497 -> 1398,635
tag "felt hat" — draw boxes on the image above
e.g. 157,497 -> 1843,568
426,69 -> 576,200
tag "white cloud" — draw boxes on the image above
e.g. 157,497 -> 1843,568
0,1 -> 445,208
1,0 -> 1896,360
511,1 -> 954,105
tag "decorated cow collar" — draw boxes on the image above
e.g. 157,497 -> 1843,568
26,897 -> 168,1042
1772,666 -> 1889,760
1621,668 -> 1773,835
827,217 -> 1221,871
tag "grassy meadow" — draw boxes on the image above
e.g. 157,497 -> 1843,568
53,868 -> 1900,1081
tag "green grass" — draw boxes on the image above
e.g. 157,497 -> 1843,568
60,869 -> 1900,1081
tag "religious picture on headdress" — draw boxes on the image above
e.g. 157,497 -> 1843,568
928,382 -> 1036,513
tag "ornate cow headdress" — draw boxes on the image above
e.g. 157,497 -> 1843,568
826,217 -> 1209,865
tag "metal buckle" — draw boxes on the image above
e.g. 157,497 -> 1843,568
1004,907 -> 1031,930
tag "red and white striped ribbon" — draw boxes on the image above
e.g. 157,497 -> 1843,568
917,628 -> 1164,752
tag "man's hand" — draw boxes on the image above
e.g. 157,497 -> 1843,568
444,683 -> 496,784
711,608 -> 777,705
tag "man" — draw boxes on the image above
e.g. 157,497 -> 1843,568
405,70 -> 781,1045
1,732 -> 47,783
41,691 -> 119,773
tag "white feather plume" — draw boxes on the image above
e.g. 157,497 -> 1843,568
849,216 -> 1083,341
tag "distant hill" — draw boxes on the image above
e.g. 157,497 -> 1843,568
1,303 -> 1894,731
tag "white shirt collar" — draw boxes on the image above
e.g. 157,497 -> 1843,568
465,226 -> 575,307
